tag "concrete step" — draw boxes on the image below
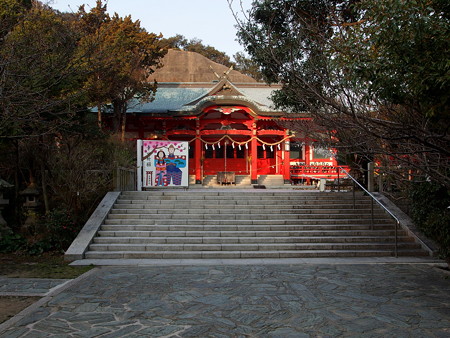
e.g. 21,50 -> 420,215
202,175 -> 252,187
106,214 -> 394,222
97,229 -> 408,238
101,224 -> 394,232
93,236 -> 414,245
109,208 -> 387,216
84,249 -> 429,260
258,175 -> 285,186
88,242 -> 423,252
115,198 -> 373,205
102,220 -> 396,229
115,202 -> 378,211
119,193 -> 366,200
79,190 -> 428,260
105,218 -> 394,227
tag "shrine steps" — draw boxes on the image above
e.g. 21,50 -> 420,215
257,174 -> 286,186
78,190 -> 430,260
201,175 -> 251,187
199,175 -> 286,188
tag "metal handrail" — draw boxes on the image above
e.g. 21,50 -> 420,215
338,166 -> 399,257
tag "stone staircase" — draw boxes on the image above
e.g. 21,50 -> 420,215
201,175 -> 284,188
83,190 -> 428,260
201,175 -> 251,187
257,175 -> 286,186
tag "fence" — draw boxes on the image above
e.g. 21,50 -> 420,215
114,167 -> 137,191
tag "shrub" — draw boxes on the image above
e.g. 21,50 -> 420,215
40,208 -> 81,252
0,233 -> 27,253
410,181 -> 450,259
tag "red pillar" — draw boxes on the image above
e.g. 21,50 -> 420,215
283,139 -> 291,184
195,120 -> 202,184
305,144 -> 311,184
195,137 -> 202,184
251,139 -> 258,184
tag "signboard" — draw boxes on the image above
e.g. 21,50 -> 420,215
139,140 -> 189,188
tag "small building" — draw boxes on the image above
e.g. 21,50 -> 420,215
104,49 -> 345,185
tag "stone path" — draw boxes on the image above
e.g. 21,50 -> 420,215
0,278 -> 70,297
1,262 -> 449,337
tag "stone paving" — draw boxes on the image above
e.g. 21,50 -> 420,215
0,278 -> 70,297
1,262 -> 449,337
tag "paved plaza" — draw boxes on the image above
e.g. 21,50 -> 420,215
1,260 -> 449,337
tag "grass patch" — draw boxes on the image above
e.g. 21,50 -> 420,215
0,252 -> 93,279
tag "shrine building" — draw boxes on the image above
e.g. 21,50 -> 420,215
104,49 -> 345,185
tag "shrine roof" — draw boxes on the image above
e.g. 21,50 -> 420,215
125,82 -> 281,116
127,87 -> 209,113
92,49 -> 294,117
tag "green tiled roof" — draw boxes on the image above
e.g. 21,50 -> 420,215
127,87 -> 209,113
125,85 -> 279,115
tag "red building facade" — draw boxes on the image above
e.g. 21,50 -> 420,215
111,50 -> 346,185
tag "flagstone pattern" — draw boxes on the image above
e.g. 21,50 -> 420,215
1,263 -> 449,337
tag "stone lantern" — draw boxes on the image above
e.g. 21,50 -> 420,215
0,178 -> 13,232
20,181 -> 40,229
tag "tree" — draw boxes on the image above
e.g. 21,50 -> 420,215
233,51 -> 264,81
0,1 -> 85,140
76,1 -> 167,138
0,1 -> 93,236
235,0 -> 450,188
0,0 -> 32,41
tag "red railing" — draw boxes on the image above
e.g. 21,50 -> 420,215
290,165 -> 349,179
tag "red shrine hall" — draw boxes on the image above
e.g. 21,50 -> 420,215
102,50 -> 346,185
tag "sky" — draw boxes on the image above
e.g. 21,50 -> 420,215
48,0 -> 253,59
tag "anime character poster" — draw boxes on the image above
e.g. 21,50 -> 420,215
142,140 -> 189,188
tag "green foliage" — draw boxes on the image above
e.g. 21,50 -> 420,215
0,232 -> 52,255
0,0 -> 166,255
45,135 -> 134,220
0,233 -> 27,253
335,0 -> 450,119
40,209 -> 80,252
0,3 -> 86,139
410,181 -> 450,258
0,0 -> 32,40
238,0 -> 450,186
76,1 -> 167,134
233,51 -> 264,81
25,239 -> 53,256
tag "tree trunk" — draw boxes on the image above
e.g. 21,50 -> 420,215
38,135 -> 50,214
97,103 -> 102,128
112,98 -> 127,142
112,99 -> 122,134
14,140 -> 20,220
41,161 -> 49,214
121,110 -> 127,142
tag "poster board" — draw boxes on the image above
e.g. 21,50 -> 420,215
141,140 -> 189,188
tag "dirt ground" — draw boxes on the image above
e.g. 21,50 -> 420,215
0,296 -> 41,324
0,252 -> 92,324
